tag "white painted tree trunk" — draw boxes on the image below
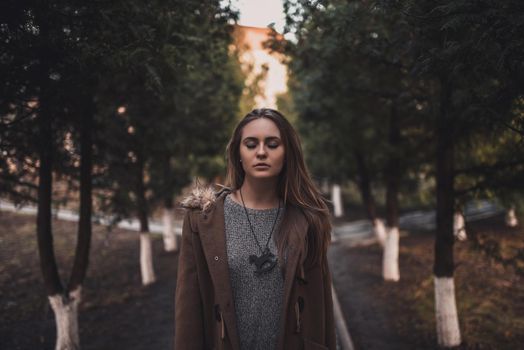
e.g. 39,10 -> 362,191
140,233 -> 156,285
453,211 -> 467,241
373,218 -> 387,248
382,226 -> 400,281
331,183 -> 344,218
505,207 -> 518,227
162,207 -> 177,252
48,287 -> 82,350
434,276 -> 462,347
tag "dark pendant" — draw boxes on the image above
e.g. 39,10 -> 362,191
249,248 -> 278,276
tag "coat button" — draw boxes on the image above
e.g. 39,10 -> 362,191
214,256 -> 219,261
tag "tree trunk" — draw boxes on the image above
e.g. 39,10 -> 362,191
36,87 -> 82,350
434,277 -> 461,347
453,210 -> 467,241
140,232 -> 155,285
353,150 -> 386,246
383,227 -> 399,281
34,9 -> 94,348
162,198 -> 177,252
69,96 -> 93,291
331,183 -> 344,218
434,79 -> 461,347
36,98 -> 63,297
136,153 -> 155,285
383,101 -> 400,282
161,156 -> 177,252
373,219 -> 387,247
51,97 -> 94,350
505,207 -> 518,227
48,288 -> 82,350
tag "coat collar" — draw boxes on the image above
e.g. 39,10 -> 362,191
183,184 -> 308,350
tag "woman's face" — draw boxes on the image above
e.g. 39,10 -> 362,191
239,118 -> 285,181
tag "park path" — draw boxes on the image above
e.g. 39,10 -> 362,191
333,199 -> 501,243
329,243 -> 416,350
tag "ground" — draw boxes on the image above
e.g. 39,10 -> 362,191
330,214 -> 524,350
1,211 -> 523,349
0,211 -> 178,350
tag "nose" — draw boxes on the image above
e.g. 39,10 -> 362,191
256,143 -> 267,158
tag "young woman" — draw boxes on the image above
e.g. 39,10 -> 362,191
175,108 -> 336,350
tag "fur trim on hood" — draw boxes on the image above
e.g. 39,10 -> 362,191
180,183 -> 232,211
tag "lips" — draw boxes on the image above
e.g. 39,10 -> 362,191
254,163 -> 270,168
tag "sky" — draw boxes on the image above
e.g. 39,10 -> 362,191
231,0 -> 286,33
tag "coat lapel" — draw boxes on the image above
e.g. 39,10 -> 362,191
197,191 -> 241,350
276,205 -> 308,350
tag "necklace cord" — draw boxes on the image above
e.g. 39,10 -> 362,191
238,189 -> 281,254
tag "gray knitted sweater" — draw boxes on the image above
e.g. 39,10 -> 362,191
224,193 -> 285,350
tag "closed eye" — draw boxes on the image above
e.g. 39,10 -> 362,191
243,137 -> 281,149
245,143 -> 279,149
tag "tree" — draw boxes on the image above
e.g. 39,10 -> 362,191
402,0 -> 524,346
0,0 -> 244,347
279,0 -> 524,347
93,0 -> 242,279
276,0 -> 431,281
0,1 -> 103,348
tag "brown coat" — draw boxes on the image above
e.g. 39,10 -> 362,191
174,185 -> 336,350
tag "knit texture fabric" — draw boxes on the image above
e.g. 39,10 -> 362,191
224,193 -> 285,350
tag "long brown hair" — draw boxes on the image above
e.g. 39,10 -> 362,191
224,108 -> 332,268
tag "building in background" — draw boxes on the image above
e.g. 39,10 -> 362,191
233,25 -> 287,109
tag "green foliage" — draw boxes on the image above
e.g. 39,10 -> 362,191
92,0 -> 243,216
275,0 -> 524,212
0,0 -> 244,219
275,0 -> 431,194
402,0 -> 524,208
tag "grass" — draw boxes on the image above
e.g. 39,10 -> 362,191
392,219 -> 524,349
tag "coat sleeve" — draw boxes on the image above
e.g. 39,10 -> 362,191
323,255 -> 337,350
175,210 -> 204,350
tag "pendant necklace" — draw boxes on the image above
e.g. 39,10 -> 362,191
239,189 -> 281,276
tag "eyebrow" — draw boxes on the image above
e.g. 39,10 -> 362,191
242,136 -> 281,142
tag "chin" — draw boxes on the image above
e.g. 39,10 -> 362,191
246,172 -> 280,179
